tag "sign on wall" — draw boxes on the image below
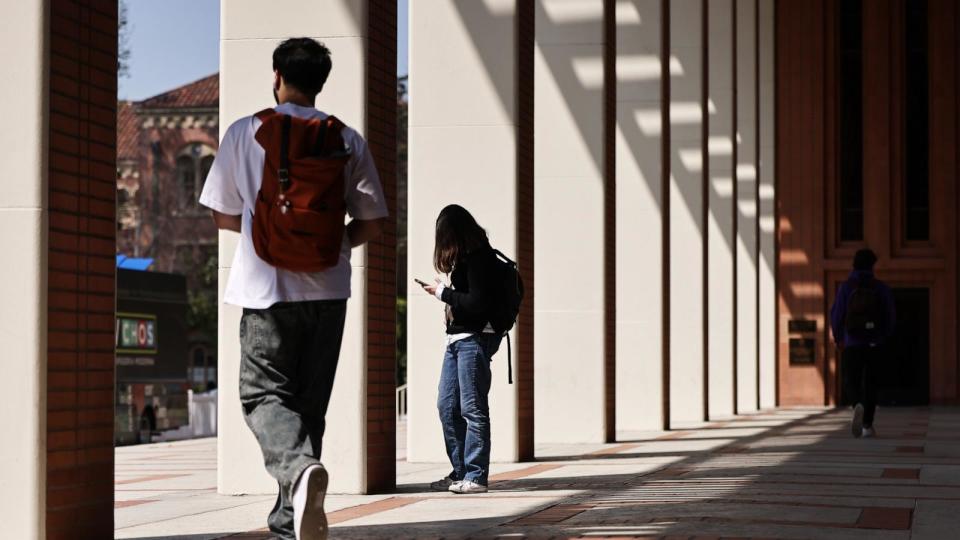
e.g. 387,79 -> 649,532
116,313 -> 158,354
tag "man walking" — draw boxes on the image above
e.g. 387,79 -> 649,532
199,38 -> 388,540
830,249 -> 896,439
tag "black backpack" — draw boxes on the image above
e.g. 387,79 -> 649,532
489,249 -> 524,383
844,278 -> 884,339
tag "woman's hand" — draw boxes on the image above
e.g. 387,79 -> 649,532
423,278 -> 443,298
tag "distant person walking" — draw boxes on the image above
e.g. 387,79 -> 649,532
418,205 -> 521,495
830,249 -> 896,439
199,38 -> 387,540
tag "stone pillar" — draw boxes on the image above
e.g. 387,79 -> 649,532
668,0 -> 706,426
534,0 -> 609,443
218,0 -> 395,495
615,0 -> 664,432
735,0 -> 759,413
0,1 -> 47,537
407,0 -> 534,463
707,0 -> 736,419
758,0 -> 777,409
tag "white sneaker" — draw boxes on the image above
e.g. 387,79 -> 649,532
449,479 -> 488,494
293,464 -> 329,540
862,426 -> 876,438
851,404 -> 864,438
429,476 -> 457,491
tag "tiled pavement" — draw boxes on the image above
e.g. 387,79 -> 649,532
115,407 -> 960,539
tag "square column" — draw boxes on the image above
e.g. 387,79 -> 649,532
669,0 -> 706,426
707,0 -> 737,419
218,0 -> 395,495
407,0 -> 534,463
534,0 -> 609,443
735,0 -> 759,413
758,0 -> 777,409
615,0 -> 664,432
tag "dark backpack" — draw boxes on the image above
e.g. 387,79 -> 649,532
489,249 -> 524,383
844,279 -> 884,338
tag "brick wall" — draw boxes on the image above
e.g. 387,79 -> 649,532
516,0 -> 536,460
603,0 -> 617,442
365,0 -> 398,493
47,0 -> 117,537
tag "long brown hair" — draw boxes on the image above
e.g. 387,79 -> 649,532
433,204 -> 489,273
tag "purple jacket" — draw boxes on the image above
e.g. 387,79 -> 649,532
830,270 -> 896,348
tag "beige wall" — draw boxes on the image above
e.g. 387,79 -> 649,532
735,0 -> 759,413
615,0 -> 663,432
669,0 -> 705,426
707,0 -> 736,419
0,0 -> 47,537
758,0 -> 776,409
534,0 -> 607,443
217,0 -> 371,494
406,0 -> 522,463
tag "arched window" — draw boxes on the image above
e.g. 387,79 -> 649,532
177,143 -> 216,211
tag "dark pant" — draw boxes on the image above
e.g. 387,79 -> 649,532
843,345 -> 879,427
239,300 -> 347,540
437,334 -> 502,486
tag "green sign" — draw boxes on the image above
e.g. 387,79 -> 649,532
116,313 -> 157,354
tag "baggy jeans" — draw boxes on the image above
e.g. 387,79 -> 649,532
437,333 -> 502,486
843,345 -> 880,427
239,300 -> 347,539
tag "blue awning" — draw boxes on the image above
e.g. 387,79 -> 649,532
116,254 -> 154,271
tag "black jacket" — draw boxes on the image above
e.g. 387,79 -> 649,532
440,244 -> 500,334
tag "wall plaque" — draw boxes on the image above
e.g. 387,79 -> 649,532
789,338 -> 816,364
788,319 -> 817,333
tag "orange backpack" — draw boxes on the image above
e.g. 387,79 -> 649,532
251,109 -> 351,272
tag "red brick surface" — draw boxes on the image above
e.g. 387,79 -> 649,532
46,1 -> 117,538
516,0 -> 536,461
365,0 -> 399,493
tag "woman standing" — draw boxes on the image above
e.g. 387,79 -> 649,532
419,204 -> 503,494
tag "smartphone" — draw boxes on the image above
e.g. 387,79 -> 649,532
414,278 -> 430,288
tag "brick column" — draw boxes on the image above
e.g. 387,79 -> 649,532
46,1 -> 118,537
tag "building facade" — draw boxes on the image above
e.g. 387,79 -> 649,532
2,0 -> 959,538
116,74 -> 220,387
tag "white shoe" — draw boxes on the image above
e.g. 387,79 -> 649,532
862,426 -> 876,438
449,479 -> 488,494
851,404 -> 864,438
293,464 -> 329,540
429,476 -> 457,491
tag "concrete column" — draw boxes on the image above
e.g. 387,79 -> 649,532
758,0 -> 776,409
735,0 -> 759,413
669,0 -> 705,426
406,0 -> 526,463
0,1 -> 46,536
615,0 -> 664,432
535,0 -> 607,443
707,0 -> 736,419
218,0 -> 372,494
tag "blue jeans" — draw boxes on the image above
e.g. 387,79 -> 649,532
239,300 -> 347,540
437,333 -> 502,485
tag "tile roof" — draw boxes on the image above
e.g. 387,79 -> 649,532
117,100 -> 139,161
139,73 -> 219,110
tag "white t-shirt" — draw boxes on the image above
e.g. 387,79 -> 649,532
199,103 -> 388,309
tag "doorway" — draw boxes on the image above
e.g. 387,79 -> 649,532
876,288 -> 930,406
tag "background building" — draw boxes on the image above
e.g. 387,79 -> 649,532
116,74 -> 220,388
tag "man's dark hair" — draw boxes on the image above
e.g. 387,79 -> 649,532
272,38 -> 333,96
853,248 -> 878,271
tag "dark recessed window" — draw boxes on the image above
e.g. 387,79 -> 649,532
904,0 -> 929,241
839,0 -> 864,242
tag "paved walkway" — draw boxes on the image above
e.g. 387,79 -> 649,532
115,407 -> 960,539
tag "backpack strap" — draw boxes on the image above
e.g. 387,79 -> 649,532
278,114 -> 292,191
254,108 -> 277,122
506,332 -> 513,384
